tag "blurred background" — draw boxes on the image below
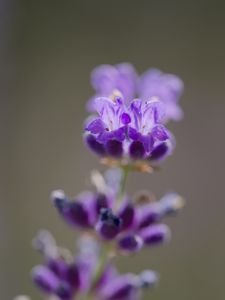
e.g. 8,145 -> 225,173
1,1 -> 225,299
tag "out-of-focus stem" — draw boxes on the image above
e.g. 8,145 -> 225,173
116,165 -> 129,208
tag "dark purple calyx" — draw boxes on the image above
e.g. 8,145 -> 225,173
129,141 -> 145,159
137,203 -> 161,229
139,224 -> 171,246
64,201 -> 91,228
149,142 -> 169,161
85,134 -> 106,156
105,140 -> 123,158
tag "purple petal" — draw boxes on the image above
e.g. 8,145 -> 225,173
139,134 -> 154,153
128,127 -> 140,141
86,118 -> 105,134
91,65 -> 118,94
151,125 -> 169,141
139,69 -> 183,122
91,63 -> 137,103
136,203 -> 161,229
93,97 -> 118,130
115,63 -> 138,101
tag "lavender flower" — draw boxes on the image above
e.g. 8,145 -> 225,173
88,63 -> 183,123
32,232 -> 158,300
51,171 -> 184,253
22,63 -> 184,300
139,69 -> 184,122
88,63 -> 138,111
85,96 -> 174,163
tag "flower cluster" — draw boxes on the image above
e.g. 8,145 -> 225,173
85,63 -> 183,165
32,231 -> 159,300
24,63 -> 184,300
51,170 -> 184,254
88,63 -> 183,122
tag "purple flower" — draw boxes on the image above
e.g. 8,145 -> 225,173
51,173 -> 184,254
139,69 -> 184,122
32,232 -> 159,300
88,63 -> 138,111
87,63 -> 183,123
85,97 -> 174,162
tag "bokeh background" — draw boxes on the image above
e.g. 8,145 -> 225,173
1,1 -> 225,299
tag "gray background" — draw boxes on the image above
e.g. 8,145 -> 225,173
1,1 -> 225,299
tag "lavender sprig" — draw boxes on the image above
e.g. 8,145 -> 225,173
26,63 -> 184,300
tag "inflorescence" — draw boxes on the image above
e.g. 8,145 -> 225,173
20,63 -> 184,300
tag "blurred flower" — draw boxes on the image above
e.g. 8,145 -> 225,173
88,63 -> 183,123
139,69 -> 183,122
51,171 -> 184,254
88,63 -> 138,111
31,232 -> 158,300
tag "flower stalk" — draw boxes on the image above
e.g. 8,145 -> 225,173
26,63 -> 184,300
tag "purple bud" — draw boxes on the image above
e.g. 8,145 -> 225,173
118,234 -> 143,253
118,202 -> 135,231
129,141 -> 145,159
65,201 -> 92,228
139,224 -> 171,246
105,140 -> 123,158
149,142 -> 169,161
136,203 -> 161,229
32,265 -> 60,293
121,112 -> 131,125
85,134 -> 106,156
95,208 -> 122,240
